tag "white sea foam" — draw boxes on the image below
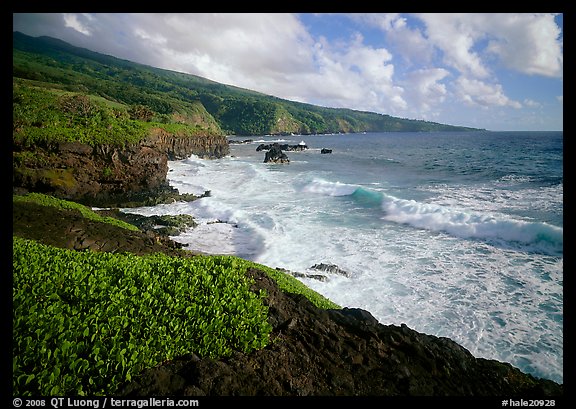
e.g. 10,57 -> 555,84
298,178 -> 563,255
421,182 -> 563,226
380,195 -> 563,253
300,178 -> 358,196
124,131 -> 563,384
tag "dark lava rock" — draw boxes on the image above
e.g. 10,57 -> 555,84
257,143 -> 307,152
96,209 -> 197,237
12,199 -> 564,398
116,267 -> 563,397
12,200 -> 195,257
310,263 -> 350,277
263,144 -> 290,164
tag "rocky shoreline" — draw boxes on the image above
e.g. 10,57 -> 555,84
12,133 -> 564,398
12,194 -> 564,398
12,130 -> 228,207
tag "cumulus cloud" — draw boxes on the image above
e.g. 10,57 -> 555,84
402,68 -> 450,113
355,13 -> 562,113
351,13 -> 435,66
415,13 -> 492,78
63,14 -> 93,36
12,12 -> 563,130
305,33 -> 406,113
415,13 -> 563,79
484,13 -> 563,78
127,13 -> 314,83
455,77 -> 521,109
523,99 -> 542,108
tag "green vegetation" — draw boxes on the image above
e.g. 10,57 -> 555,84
13,193 -> 140,232
13,31 -> 482,138
13,237 -> 273,396
12,78 -> 215,148
242,262 -> 340,310
12,193 -> 340,396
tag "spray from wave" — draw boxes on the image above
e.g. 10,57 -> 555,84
301,178 -> 563,255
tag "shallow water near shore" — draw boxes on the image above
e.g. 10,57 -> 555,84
124,131 -> 563,384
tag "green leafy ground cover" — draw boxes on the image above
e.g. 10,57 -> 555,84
13,237 -> 272,395
13,194 -> 340,396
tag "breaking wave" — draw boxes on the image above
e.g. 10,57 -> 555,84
301,178 -> 563,255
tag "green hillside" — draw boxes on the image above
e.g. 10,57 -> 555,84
13,31 -> 482,137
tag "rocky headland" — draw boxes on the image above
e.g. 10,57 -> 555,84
12,128 -> 229,208
11,133 -> 564,398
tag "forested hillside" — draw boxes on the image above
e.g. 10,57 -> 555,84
13,31 -> 482,136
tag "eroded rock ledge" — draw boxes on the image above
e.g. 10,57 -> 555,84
116,267 -> 562,397
12,130 -> 229,207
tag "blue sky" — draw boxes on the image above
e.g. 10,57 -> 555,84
13,13 -> 563,131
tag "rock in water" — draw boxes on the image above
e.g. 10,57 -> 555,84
264,143 -> 290,163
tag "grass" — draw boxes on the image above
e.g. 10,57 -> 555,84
13,193 -> 140,232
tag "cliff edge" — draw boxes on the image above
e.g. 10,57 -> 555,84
12,130 -> 229,207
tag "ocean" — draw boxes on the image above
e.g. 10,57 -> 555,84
123,131 -> 563,384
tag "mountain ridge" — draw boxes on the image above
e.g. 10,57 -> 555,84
11,31 -> 564,398
13,31 -> 484,136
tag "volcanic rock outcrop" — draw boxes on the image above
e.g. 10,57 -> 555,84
12,130 -> 229,207
263,143 -> 290,164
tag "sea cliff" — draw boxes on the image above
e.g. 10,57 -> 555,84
12,131 -> 229,207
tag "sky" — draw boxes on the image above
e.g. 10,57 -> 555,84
13,13 -> 563,131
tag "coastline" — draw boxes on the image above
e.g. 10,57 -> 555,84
12,185 -> 563,396
11,29 -> 563,396
158,135 -> 563,386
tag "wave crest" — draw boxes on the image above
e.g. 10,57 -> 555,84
301,179 -> 563,255
301,179 -> 358,196
381,195 -> 563,254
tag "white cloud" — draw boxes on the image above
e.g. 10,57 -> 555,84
402,68 -> 450,113
63,13 -> 93,36
127,14 -> 314,82
415,13 -> 562,79
355,13 -> 546,113
416,13 -> 494,78
485,14 -> 563,78
523,99 -> 542,108
455,77 -> 521,109
314,37 -> 408,113
286,35 -> 406,113
356,13 -> 435,66
133,27 -> 167,46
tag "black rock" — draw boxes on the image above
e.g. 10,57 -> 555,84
310,263 -> 350,277
264,143 -> 290,163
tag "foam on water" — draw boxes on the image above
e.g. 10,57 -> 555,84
123,132 -> 563,384
299,178 -> 563,256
